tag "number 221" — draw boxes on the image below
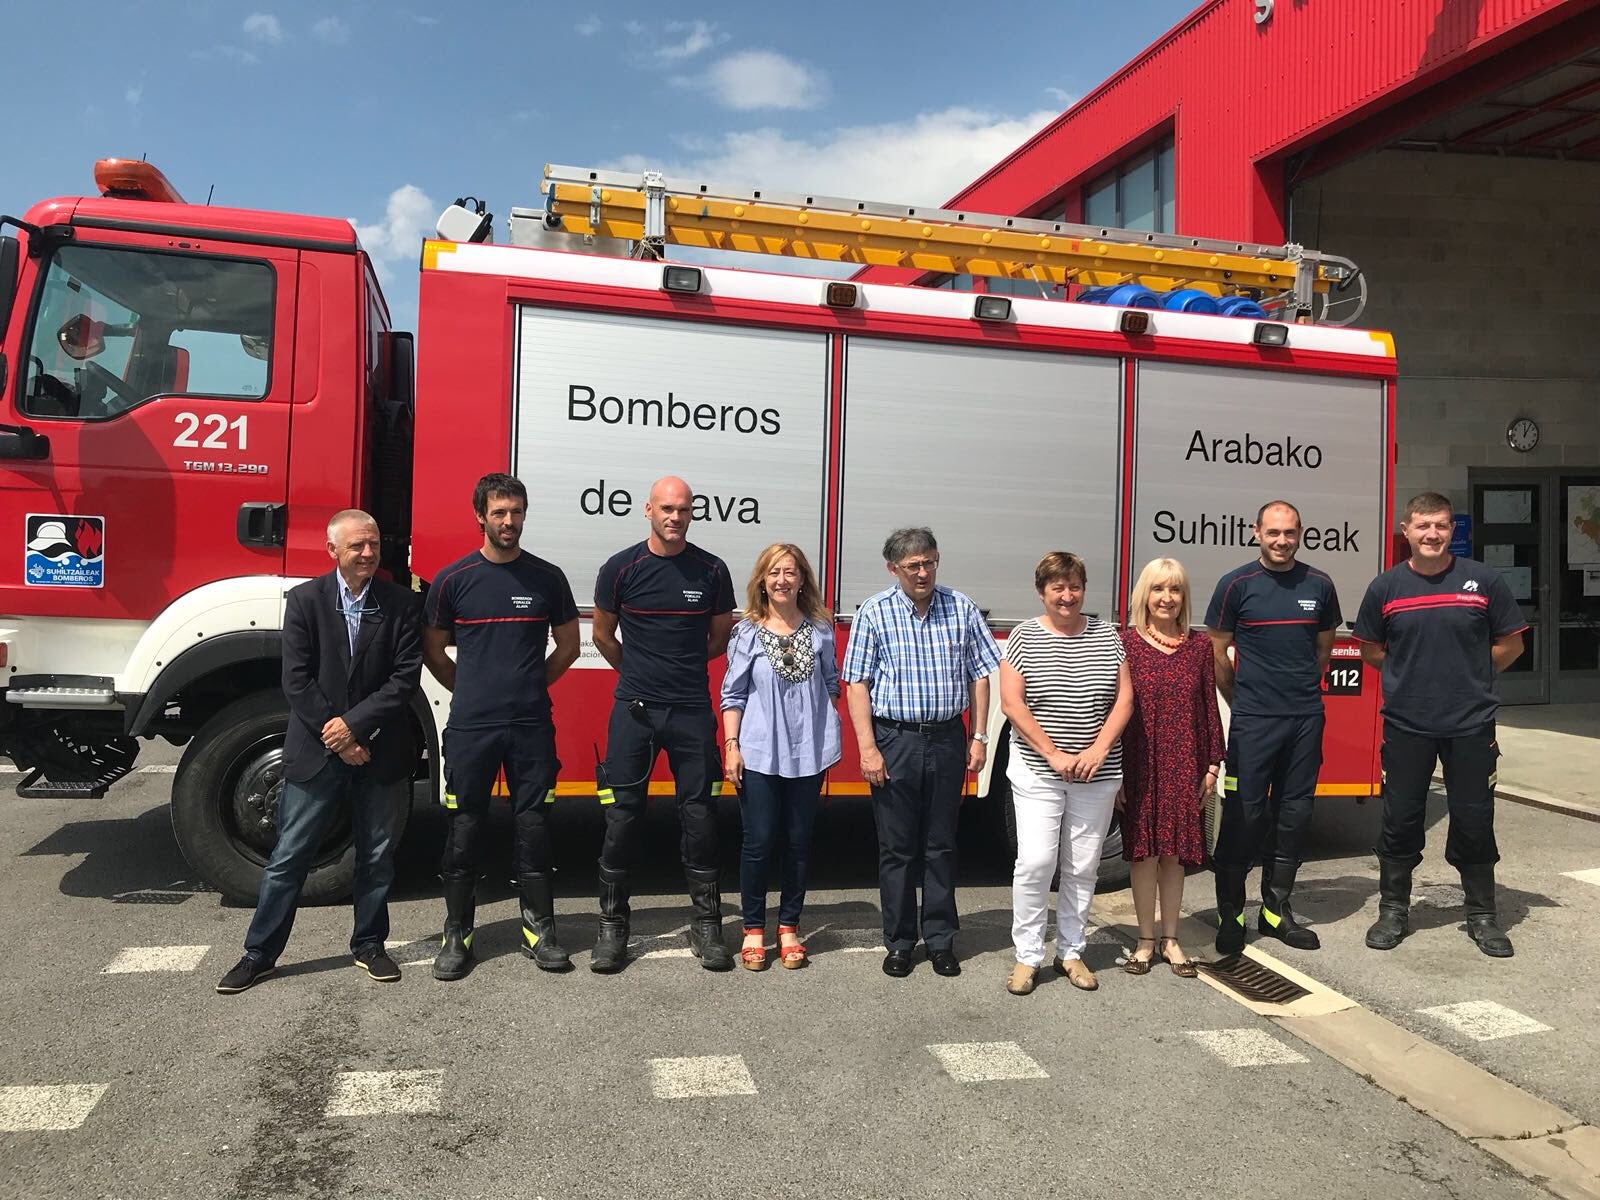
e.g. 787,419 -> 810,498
173,412 -> 248,451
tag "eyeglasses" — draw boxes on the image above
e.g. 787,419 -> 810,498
335,601 -> 382,618
896,559 -> 939,575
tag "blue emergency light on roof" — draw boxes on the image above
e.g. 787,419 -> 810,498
1217,296 -> 1268,318
1160,288 -> 1221,315
662,266 -> 703,294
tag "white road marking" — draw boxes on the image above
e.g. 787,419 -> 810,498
324,1070 -> 444,1117
648,1055 -> 758,1100
639,947 -> 697,960
1186,1029 -> 1309,1067
0,1084 -> 108,1132
926,1041 -> 1049,1083
1562,868 -> 1600,887
1416,1001 -> 1553,1042
102,945 -> 210,974
840,946 -> 882,954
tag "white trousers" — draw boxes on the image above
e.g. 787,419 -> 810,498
1008,756 -> 1120,967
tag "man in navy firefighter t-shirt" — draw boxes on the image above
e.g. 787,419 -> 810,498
589,475 -> 736,974
1205,499 -> 1341,956
422,473 -> 580,981
1355,491 -> 1527,959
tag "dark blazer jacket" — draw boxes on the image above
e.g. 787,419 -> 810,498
281,570 -> 424,784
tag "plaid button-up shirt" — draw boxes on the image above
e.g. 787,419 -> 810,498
841,584 -> 1001,722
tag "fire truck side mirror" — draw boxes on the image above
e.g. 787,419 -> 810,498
56,314 -> 107,361
0,235 -> 17,342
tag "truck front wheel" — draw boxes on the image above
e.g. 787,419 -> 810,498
170,692 -> 410,906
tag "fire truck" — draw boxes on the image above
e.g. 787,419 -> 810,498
0,160 -> 1395,903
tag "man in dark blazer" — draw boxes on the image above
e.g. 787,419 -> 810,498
217,509 -> 423,993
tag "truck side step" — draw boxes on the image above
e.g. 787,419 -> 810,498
16,770 -> 119,799
6,687 -> 117,707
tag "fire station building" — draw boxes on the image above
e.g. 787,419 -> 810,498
904,0 -> 1600,704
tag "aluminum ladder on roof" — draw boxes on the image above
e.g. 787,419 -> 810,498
537,163 -> 1367,326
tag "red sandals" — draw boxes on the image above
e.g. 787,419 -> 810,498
777,925 -> 808,970
740,928 -> 768,971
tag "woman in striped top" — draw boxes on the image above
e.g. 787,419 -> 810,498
998,552 -> 1133,996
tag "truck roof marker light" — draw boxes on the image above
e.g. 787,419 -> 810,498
1119,310 -> 1152,335
973,295 -> 1011,322
1253,322 -> 1290,348
93,159 -> 185,204
662,265 -> 703,294
824,282 -> 858,309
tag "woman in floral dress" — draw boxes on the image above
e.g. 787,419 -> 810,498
1119,558 -> 1225,976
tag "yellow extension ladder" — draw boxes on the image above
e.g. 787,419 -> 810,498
536,163 -> 1367,325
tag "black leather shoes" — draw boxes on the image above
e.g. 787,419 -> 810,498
927,948 -> 961,977
882,950 -> 913,978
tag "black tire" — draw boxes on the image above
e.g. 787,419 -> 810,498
169,691 -> 411,905
987,725 -> 1133,890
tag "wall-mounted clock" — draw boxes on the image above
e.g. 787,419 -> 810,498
1506,417 -> 1540,453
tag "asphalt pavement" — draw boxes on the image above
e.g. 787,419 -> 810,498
0,741 -> 1582,1200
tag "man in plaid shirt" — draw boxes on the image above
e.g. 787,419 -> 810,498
843,527 -> 1001,979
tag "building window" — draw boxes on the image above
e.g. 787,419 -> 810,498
1080,136 -> 1175,233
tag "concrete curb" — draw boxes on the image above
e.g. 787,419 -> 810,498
1089,895 -> 1600,1199
1426,767 -> 1600,823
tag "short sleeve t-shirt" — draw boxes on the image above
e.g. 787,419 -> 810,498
425,550 -> 578,729
1204,560 -> 1342,717
1002,616 -> 1126,783
1354,556 -> 1527,737
594,540 -> 735,706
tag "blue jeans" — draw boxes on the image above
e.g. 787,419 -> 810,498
739,770 -> 822,928
244,758 -> 404,965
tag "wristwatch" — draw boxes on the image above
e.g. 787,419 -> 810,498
971,732 -> 990,745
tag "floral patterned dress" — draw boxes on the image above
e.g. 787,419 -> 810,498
1118,629 -> 1225,866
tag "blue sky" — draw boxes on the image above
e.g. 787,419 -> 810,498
4,1 -> 1199,329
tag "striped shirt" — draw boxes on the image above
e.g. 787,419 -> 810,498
842,584 -> 1001,722
1003,616 -> 1126,783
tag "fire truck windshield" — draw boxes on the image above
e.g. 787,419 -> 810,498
20,244 -> 274,421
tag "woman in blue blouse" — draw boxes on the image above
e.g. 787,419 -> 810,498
721,543 -> 842,970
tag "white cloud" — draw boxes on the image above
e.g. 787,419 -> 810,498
243,13 -> 284,44
1044,87 -> 1077,105
312,16 -> 350,44
125,82 -> 144,108
400,10 -> 438,25
191,45 -> 261,65
353,184 -> 437,264
696,50 -> 827,111
576,14 -> 602,36
623,19 -> 645,35
606,106 -> 1055,206
656,19 -> 717,61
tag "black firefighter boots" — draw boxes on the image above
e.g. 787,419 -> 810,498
1214,865 -> 1249,956
1365,857 -> 1414,951
590,865 -> 631,975
517,871 -> 572,972
1257,858 -> 1321,950
433,871 -> 477,982
685,867 -> 735,971
1459,863 -> 1515,958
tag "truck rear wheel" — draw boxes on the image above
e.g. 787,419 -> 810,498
170,692 -> 410,906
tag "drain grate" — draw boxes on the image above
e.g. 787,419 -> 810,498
1194,954 -> 1311,1005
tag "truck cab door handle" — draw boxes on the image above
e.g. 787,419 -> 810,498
236,502 -> 287,548
0,421 -> 49,461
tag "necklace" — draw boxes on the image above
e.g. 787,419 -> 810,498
1144,625 -> 1184,650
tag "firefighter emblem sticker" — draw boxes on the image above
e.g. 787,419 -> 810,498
25,514 -> 104,588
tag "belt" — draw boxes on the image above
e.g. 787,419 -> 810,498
874,716 -> 964,735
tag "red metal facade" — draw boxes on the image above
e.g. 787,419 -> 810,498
863,0 -> 1600,263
